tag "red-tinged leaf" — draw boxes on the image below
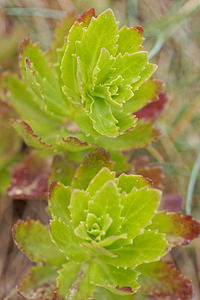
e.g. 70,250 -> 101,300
160,194 -> 183,212
136,261 -> 194,300
77,8 -> 96,25
72,147 -> 114,189
132,155 -> 150,171
137,165 -> 164,190
135,92 -> 169,121
148,211 -> 200,246
8,152 -> 52,200
17,265 -> 56,300
56,136 -> 92,152
12,119 -> 52,150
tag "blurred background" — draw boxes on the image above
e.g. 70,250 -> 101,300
0,0 -> 200,299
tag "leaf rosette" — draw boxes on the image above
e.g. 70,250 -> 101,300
13,149 -> 200,300
1,8 -> 163,153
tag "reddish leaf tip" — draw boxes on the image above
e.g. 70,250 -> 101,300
77,8 -> 96,24
133,25 -> 144,35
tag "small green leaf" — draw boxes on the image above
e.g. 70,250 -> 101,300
124,79 -> 163,113
90,99 -> 119,137
117,173 -> 150,193
87,167 -> 115,196
50,217 -> 90,262
48,181 -> 71,225
13,219 -> 66,266
72,148 -> 113,190
147,211 -> 200,247
117,26 -> 144,55
88,180 -> 122,235
70,189 -> 90,227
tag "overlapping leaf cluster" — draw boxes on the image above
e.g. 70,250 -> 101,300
0,8 -> 163,154
14,149 -> 200,300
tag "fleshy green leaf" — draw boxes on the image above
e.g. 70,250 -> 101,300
117,26 -> 144,55
124,79 -> 163,113
87,167 -> 115,196
48,181 -> 71,225
90,260 -> 140,295
72,148 -> 113,190
77,9 -> 118,83
136,261 -> 194,300
120,187 -> 161,239
98,119 -> 160,151
50,217 -> 90,262
70,189 -> 90,227
102,230 -> 168,267
18,265 -> 56,300
88,180 -> 122,235
90,99 -> 119,137
147,211 -> 200,247
13,219 -> 66,266
117,173 -> 150,193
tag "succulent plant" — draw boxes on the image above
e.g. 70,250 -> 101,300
13,148 -> 200,300
1,8 -> 163,154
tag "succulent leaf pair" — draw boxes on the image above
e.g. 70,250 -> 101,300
14,148 -> 200,300
0,8 -> 162,154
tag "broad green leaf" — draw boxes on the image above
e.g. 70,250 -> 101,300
110,52 -> 148,85
124,79 -> 163,113
90,260 -> 140,295
117,173 -> 150,193
70,189 -> 90,227
48,181 -> 71,225
92,48 -> 115,85
50,217 -> 89,262
121,187 -> 161,239
13,219 -> 65,266
12,120 -> 52,150
87,167 -> 115,196
18,265 -> 56,299
136,261 -> 194,300
98,119 -> 160,151
72,148 -> 113,190
147,211 -> 200,247
90,99 -> 119,137
112,109 -> 137,133
117,26 -> 144,55
132,63 -> 157,91
88,180 -> 122,235
102,230 -> 168,267
57,261 -> 94,299
110,152 -> 131,173
77,9 -> 118,83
